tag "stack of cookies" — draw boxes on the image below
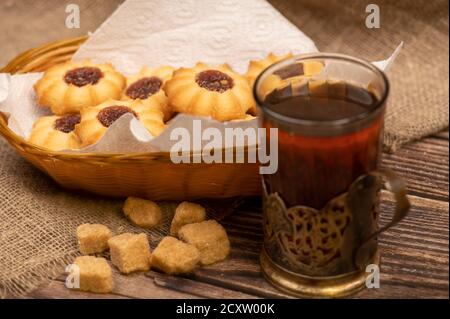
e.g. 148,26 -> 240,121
30,54 -> 295,151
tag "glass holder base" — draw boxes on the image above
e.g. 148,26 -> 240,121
260,249 -> 380,298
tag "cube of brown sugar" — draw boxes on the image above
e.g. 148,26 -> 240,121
108,233 -> 151,274
123,197 -> 162,228
77,223 -> 112,255
151,236 -> 200,275
178,220 -> 230,265
170,201 -> 206,236
71,256 -> 113,293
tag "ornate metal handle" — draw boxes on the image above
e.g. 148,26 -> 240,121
354,169 -> 411,269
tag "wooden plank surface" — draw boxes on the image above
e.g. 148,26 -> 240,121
26,134 -> 449,299
382,137 -> 449,201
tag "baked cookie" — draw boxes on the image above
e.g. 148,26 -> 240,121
247,53 -> 324,98
28,114 -> 81,151
246,52 -> 293,87
75,99 -> 165,147
163,63 -> 255,121
34,60 -> 125,115
123,66 -> 175,122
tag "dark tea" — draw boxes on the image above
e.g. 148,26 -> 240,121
263,80 -> 383,209
254,54 -> 411,298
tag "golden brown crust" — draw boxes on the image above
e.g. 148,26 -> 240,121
246,52 -> 293,87
34,60 -> 125,115
28,115 -> 81,151
246,53 -> 293,106
163,63 -> 255,122
75,99 -> 165,147
247,52 -> 325,100
122,66 -> 175,122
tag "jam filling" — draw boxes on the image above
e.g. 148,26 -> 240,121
54,114 -> 81,133
97,106 -> 137,128
64,67 -> 103,87
195,70 -> 234,93
126,76 -> 163,99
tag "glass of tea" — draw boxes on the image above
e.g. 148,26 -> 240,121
254,53 -> 409,297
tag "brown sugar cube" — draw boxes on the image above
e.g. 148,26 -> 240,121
72,256 -> 113,293
170,201 -> 206,236
108,233 -> 151,274
178,220 -> 230,265
151,236 -> 200,275
76,223 -> 112,255
123,197 -> 162,228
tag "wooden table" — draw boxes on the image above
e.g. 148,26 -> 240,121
27,131 -> 449,299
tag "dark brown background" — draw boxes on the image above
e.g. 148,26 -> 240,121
0,0 -> 123,65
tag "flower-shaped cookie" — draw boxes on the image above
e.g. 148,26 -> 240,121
123,66 -> 175,122
246,52 -> 293,86
34,60 -> 125,115
28,114 -> 81,151
247,52 -> 324,98
75,99 -> 165,147
163,63 -> 255,121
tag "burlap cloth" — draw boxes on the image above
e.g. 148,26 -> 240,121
270,0 -> 449,151
0,0 -> 448,297
0,145 -> 239,298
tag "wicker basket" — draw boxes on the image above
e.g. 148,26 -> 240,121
0,37 -> 261,200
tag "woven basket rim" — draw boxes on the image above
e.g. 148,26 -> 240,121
0,37 -> 255,161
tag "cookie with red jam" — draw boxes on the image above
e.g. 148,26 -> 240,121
246,52 -> 324,99
34,60 -> 125,115
123,66 -> 175,122
28,114 -> 81,151
75,99 -> 165,147
246,52 -> 293,87
163,63 -> 255,122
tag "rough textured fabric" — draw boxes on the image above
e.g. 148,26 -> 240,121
0,0 -> 126,298
269,0 -> 449,151
0,0 -> 123,66
0,138 -> 241,297
0,0 -> 448,298
0,137 -> 174,297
